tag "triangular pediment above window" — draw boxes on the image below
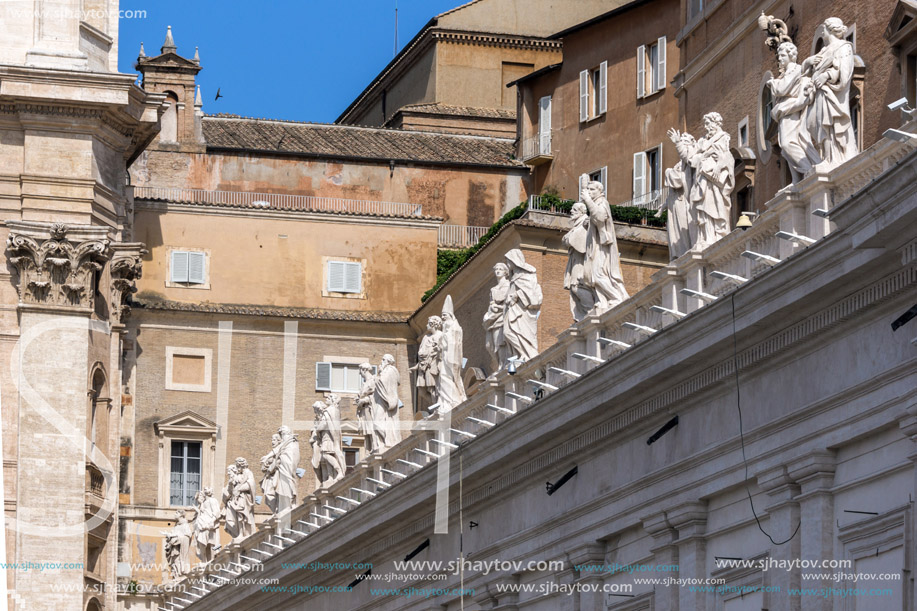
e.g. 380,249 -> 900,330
138,53 -> 201,70
154,410 -> 218,436
886,0 -> 917,45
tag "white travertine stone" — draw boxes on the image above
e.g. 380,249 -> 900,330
659,149 -> 695,259
767,42 -> 819,182
801,18 -> 858,173
669,113 -> 736,251
192,488 -> 221,564
259,433 -> 282,514
372,354 -> 402,452
274,425 -> 301,515
439,295 -> 467,412
412,315 -> 443,411
357,363 -> 377,451
483,262 -> 511,370
309,401 -> 345,490
163,509 -> 192,579
578,177 -> 629,315
562,203 -> 595,321
222,458 -> 256,544
503,249 -> 543,360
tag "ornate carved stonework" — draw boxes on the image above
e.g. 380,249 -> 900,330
6,221 -> 111,310
110,243 -> 146,322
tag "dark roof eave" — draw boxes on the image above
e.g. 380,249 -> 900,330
505,62 -> 562,88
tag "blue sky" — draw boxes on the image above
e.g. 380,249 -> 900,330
118,0 -> 466,123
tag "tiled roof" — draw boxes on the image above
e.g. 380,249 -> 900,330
133,298 -> 412,323
396,103 -> 516,120
202,115 -> 521,168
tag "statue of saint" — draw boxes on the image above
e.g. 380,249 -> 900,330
579,178 -> 629,313
222,458 -> 256,543
482,262 -> 510,370
259,433 -> 281,514
438,295 -> 466,412
309,400 -> 345,489
658,132 -> 696,260
412,316 -> 443,410
274,425 -> 301,514
192,488 -> 221,564
670,113 -> 735,250
563,203 -> 595,321
503,249 -> 542,359
163,509 -> 192,579
372,354 -> 401,452
356,363 -> 376,452
767,41 -> 820,182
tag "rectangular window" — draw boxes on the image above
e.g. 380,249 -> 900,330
738,116 -> 749,148
170,440 -> 201,506
316,362 -> 368,393
638,38 -> 667,98
633,145 -> 662,199
327,260 -> 362,294
170,250 -> 206,285
344,448 -> 359,475
587,167 -> 608,196
579,61 -> 607,122
538,95 -> 552,155
688,0 -> 704,20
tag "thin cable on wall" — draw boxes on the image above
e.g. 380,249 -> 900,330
731,293 -> 800,546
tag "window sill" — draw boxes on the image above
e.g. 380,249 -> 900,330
165,281 -> 211,290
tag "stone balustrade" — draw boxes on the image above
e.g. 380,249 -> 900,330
164,121 -> 916,609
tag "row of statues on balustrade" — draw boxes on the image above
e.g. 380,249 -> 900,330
657,15 -> 858,261
163,356 -> 404,579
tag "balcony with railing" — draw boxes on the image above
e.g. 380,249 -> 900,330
162,125 -> 917,611
437,224 -> 490,249
521,132 -> 553,166
133,186 -> 425,218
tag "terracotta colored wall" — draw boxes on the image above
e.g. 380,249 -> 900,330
133,206 -> 439,312
132,150 -> 528,226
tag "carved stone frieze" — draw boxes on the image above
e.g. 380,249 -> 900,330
5,221 -> 111,310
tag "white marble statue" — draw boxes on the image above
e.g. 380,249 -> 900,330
259,432 -> 281,513
310,400 -> 345,489
274,425 -> 301,514
562,203 -> 595,321
192,488 -> 221,564
483,262 -> 510,370
669,113 -> 735,251
356,363 -> 376,451
503,250 -> 542,360
222,458 -> 256,543
767,41 -> 819,182
801,17 -> 858,172
438,295 -> 466,412
412,315 -> 443,409
579,177 -> 629,313
372,354 -> 401,453
657,137 -> 696,260
162,509 -> 192,579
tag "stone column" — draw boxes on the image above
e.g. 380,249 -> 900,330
568,542 -> 606,611
756,465 -> 801,611
787,451 -> 836,611
643,511 -> 679,611
669,502 -> 708,611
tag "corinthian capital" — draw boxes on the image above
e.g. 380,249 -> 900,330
5,221 -> 111,311
110,243 -> 147,323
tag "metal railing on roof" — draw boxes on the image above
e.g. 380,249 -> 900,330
438,224 -> 489,249
133,186 -> 424,217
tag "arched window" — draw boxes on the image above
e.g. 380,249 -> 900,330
160,91 -> 179,143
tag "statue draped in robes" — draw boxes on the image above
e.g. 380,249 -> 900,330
503,249 -> 542,360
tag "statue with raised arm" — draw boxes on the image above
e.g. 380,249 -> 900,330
274,425 -> 301,515
222,458 -> 256,543
356,363 -> 376,452
580,177 -> 629,313
192,488 -> 221,564
670,112 -> 735,250
658,134 -> 696,260
801,17 -> 857,171
767,41 -> 820,182
563,203 -> 595,321
503,249 -> 542,359
163,509 -> 192,579
438,295 -> 466,413
309,400 -> 345,489
483,262 -> 510,370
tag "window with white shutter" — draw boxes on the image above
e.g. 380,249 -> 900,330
600,166 -> 608,195
538,96 -> 552,154
327,260 -> 362,294
637,44 -> 646,99
633,151 -> 648,198
315,362 -> 332,391
656,37 -> 667,92
579,70 -> 589,122
599,61 -> 608,115
170,250 -> 207,286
